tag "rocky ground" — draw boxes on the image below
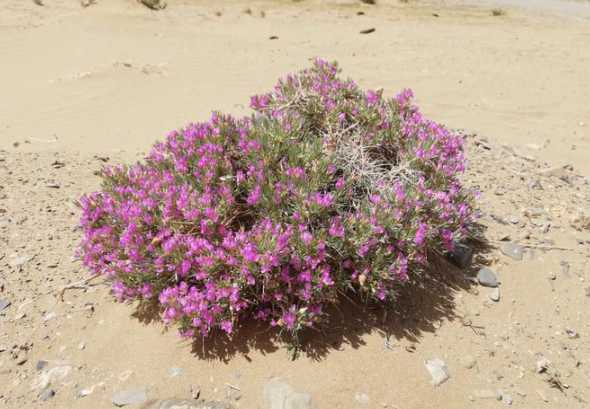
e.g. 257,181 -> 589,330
1,0 -> 590,408
1,134 -> 589,409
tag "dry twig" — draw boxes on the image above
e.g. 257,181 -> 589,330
58,274 -> 102,301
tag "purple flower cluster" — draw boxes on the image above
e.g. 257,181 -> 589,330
78,59 -> 475,341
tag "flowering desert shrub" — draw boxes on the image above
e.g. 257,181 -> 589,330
78,59 -> 475,343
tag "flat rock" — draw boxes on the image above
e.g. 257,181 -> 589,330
153,399 -> 232,409
500,242 -> 524,260
477,267 -> 499,287
264,378 -> 313,409
0,298 -> 10,312
112,388 -> 148,407
425,358 -> 450,386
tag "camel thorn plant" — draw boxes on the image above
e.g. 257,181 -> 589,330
78,59 -> 476,347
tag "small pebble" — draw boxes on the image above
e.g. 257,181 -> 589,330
168,367 -> 183,377
425,358 -> 450,386
502,393 -> 513,405
36,360 -> 48,371
118,370 -> 133,382
536,389 -> 549,402
536,357 -> 551,373
0,299 -> 10,312
8,255 -> 31,268
190,385 -> 201,400
39,389 -> 56,401
472,389 -> 501,400
489,287 -> 501,302
226,387 -> 241,402
354,392 -> 370,406
460,355 -> 477,369
42,312 -> 57,322
500,242 -> 524,260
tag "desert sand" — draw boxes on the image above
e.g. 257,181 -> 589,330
1,1 -> 589,409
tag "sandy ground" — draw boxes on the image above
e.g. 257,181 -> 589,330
1,1 -> 590,409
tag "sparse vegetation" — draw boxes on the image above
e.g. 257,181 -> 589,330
78,60 -> 476,345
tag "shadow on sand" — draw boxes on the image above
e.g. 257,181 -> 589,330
130,235 -> 492,363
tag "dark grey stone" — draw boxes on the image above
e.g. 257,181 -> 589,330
448,242 -> 473,268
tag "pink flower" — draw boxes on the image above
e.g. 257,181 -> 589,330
247,185 -> 262,206
395,88 -> 414,107
220,320 -> 233,334
314,192 -> 333,207
301,231 -> 313,245
414,222 -> 428,246
282,308 -> 297,330
242,244 -> 259,263
366,90 -> 380,105
328,217 -> 344,238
